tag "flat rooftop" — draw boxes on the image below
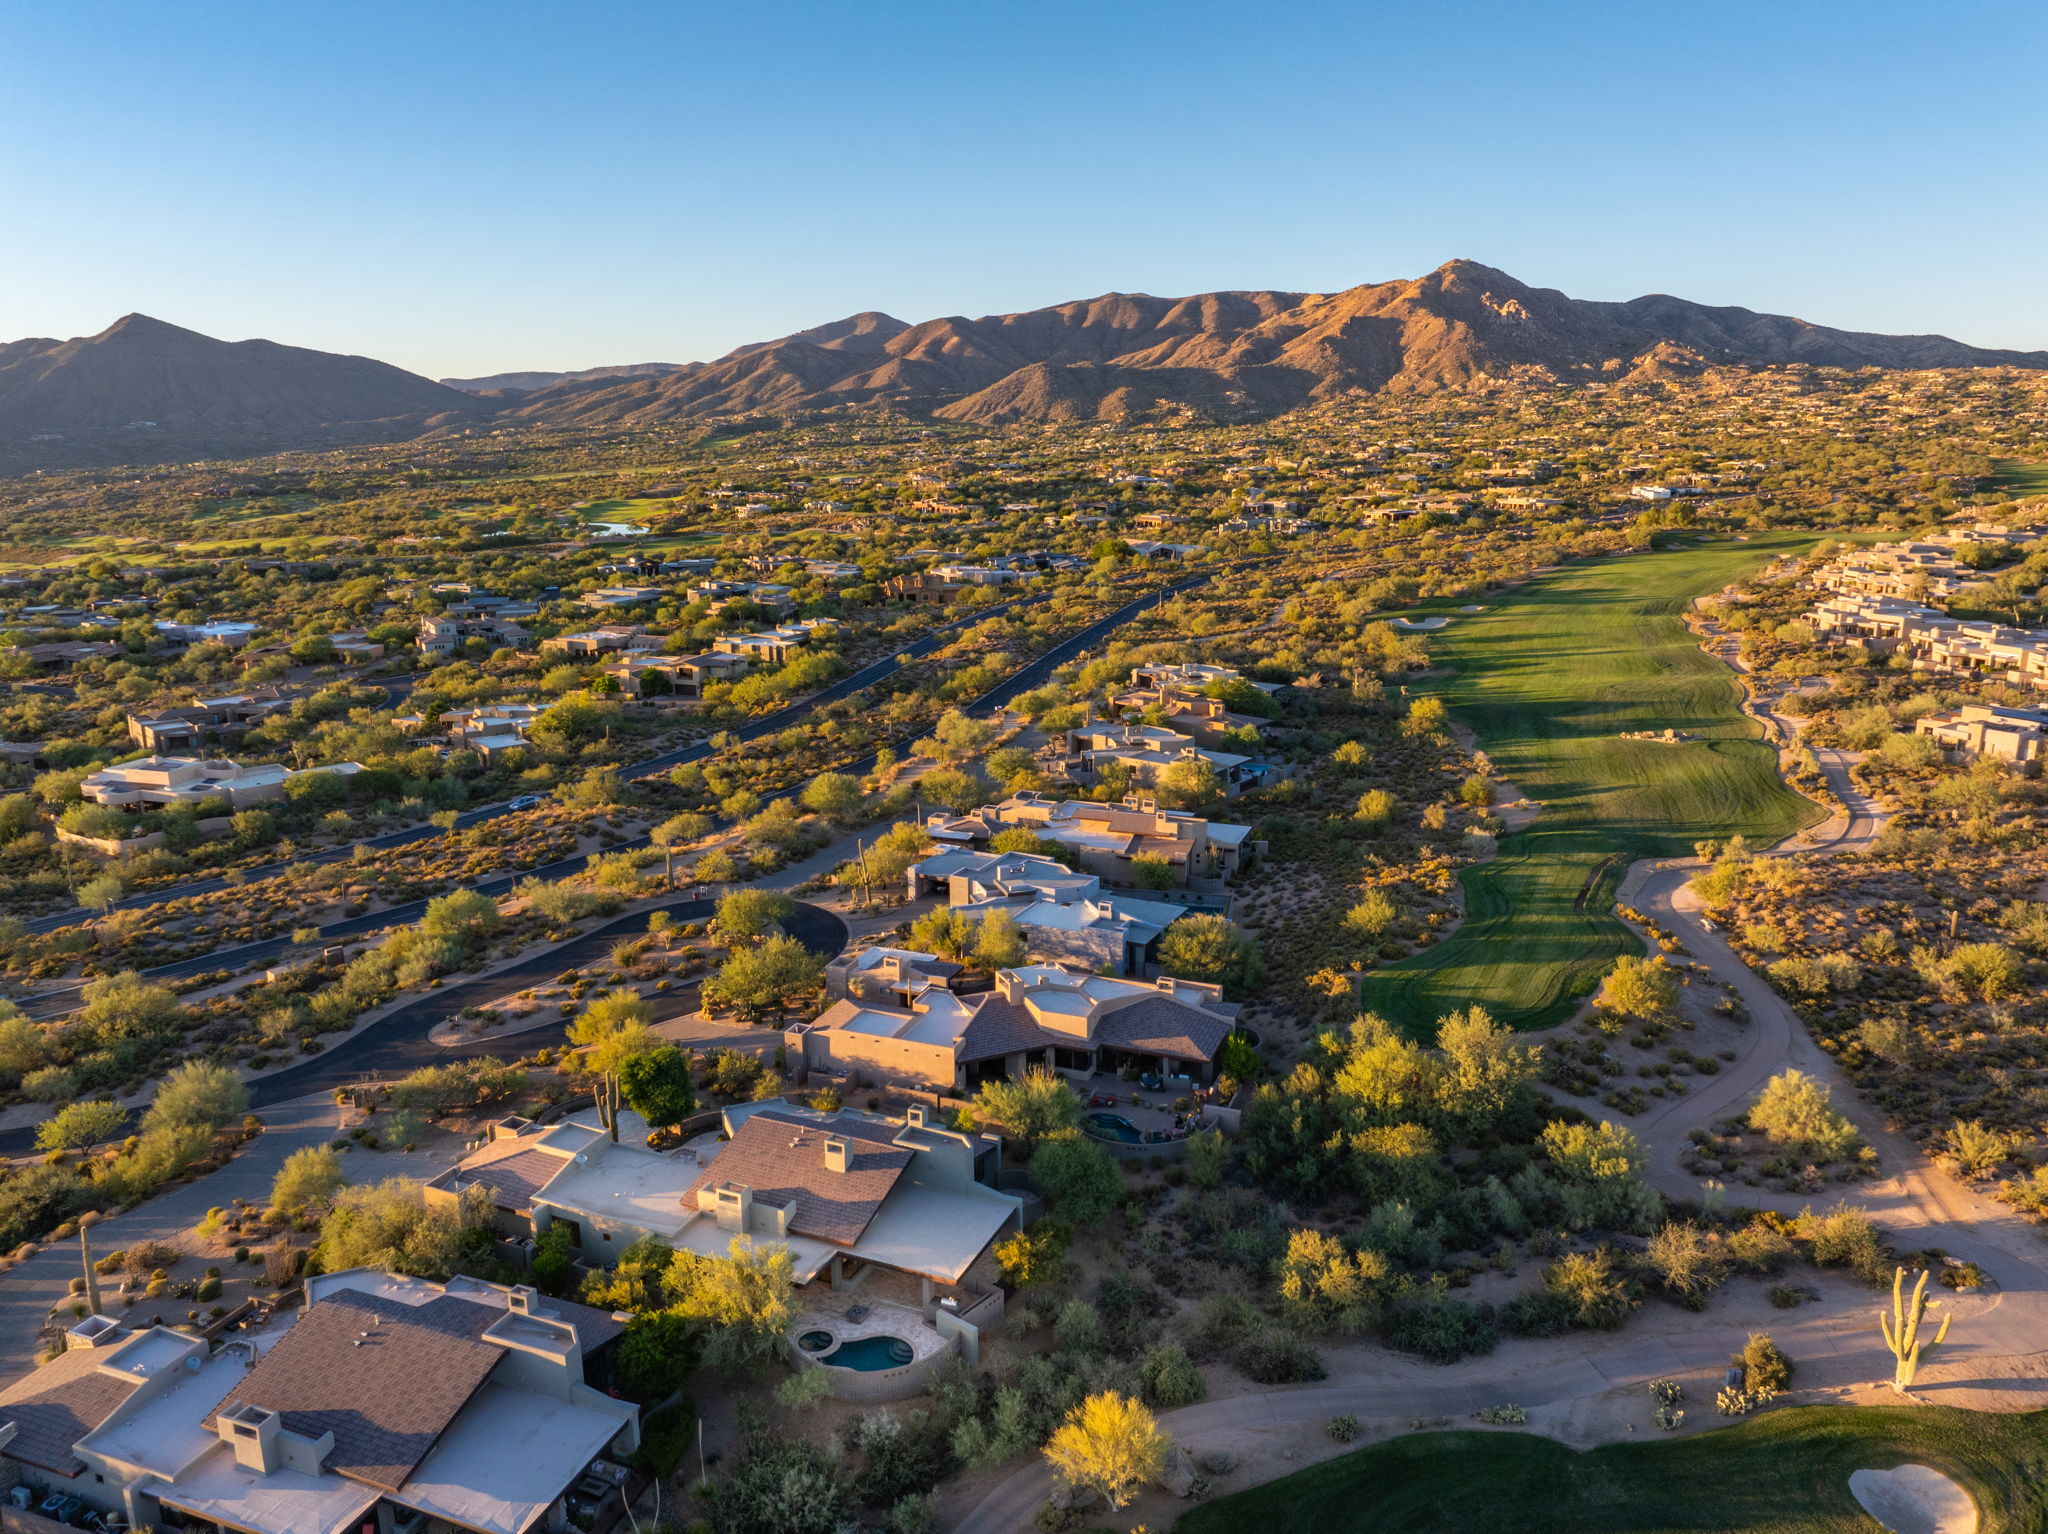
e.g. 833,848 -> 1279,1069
537,1143 -> 694,1237
392,1383 -> 625,1534
159,1446 -> 378,1534
81,1338 -> 268,1478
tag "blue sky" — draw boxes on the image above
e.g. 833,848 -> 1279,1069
3,0 -> 2042,376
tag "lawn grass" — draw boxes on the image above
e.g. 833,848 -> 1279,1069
1175,1406 -> 2048,1533
1361,534 -> 1824,1035
1991,460 -> 2048,498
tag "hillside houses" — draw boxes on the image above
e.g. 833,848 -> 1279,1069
793,960 -> 1240,1093
0,1273 -> 638,1534
1062,719 -> 1290,798
923,792 -> 1257,884
1807,594 -> 2048,689
1915,703 -> 2048,768
906,847 -> 1197,976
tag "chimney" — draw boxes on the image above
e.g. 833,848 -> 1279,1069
823,1136 -> 850,1174
221,1403 -> 282,1474
507,1284 -> 537,1316
996,970 -> 1025,1003
905,1105 -> 928,1130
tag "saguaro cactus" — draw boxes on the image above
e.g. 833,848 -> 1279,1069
1879,1265 -> 1952,1393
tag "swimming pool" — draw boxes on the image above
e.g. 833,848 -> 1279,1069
824,1335 -> 915,1370
1085,1111 -> 1143,1144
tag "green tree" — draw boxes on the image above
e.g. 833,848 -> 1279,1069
1353,789 -> 1398,832
716,887 -> 795,942
77,970 -> 183,1042
619,1045 -> 696,1129
142,1060 -> 248,1134
907,905 -> 974,959
1277,1227 -> 1397,1332
1538,1118 -> 1662,1232
971,909 -> 1027,969
704,934 -> 824,1020
1601,953 -> 1678,1021
315,1178 -> 490,1281
271,1144 -> 348,1214
1128,854 -> 1176,890
974,1069 -> 1081,1152
1157,914 -> 1263,996
798,771 -> 865,823
0,1008 -> 48,1081
1342,889 -> 1396,938
993,1218 -> 1071,1287
1029,1133 -> 1121,1222
1156,759 -> 1223,811
420,889 -> 502,950
918,766 -> 987,814
1434,1006 -> 1541,1131
1748,1069 -> 1863,1161
665,1236 -> 796,1377
1543,1248 -> 1642,1329
36,1099 -> 126,1154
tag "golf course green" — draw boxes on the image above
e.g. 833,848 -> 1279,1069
1175,1406 -> 2039,1533
1991,459 -> 2048,498
1362,534 -> 1824,1035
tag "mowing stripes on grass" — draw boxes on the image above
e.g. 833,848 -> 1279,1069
1991,460 -> 2048,498
1175,1406 -> 2046,1534
1362,535 -> 1824,1035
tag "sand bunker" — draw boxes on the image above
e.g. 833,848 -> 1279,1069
1459,604 -> 1484,612
1394,615 -> 1451,630
1849,1466 -> 1977,1534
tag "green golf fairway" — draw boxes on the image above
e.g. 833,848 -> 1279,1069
1362,534 -> 1824,1035
1175,1408 -> 2038,1533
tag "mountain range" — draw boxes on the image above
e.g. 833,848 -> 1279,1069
8,262 -> 2047,471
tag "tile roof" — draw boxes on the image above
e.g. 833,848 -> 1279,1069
1095,996 -> 1234,1062
683,1111 -> 911,1247
0,1346 -> 142,1475
207,1293 -> 501,1493
443,1148 -> 566,1214
956,995 -> 1056,1064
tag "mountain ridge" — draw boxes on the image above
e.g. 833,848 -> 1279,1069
488,260 -> 2048,429
0,314 -> 481,470
6,263 -> 2046,471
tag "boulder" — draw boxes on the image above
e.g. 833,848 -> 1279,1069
1158,1442 -> 1199,1498
1197,1447 -> 1239,1476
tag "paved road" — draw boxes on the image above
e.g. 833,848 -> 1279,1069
243,895 -> 844,1108
0,1097 -> 341,1378
0,897 -> 844,1156
19,590 -> 1059,937
16,570 -> 1207,1023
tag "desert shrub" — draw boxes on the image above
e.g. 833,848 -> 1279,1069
1748,1070 -> 1862,1161
1801,1204 -> 1887,1280
1542,1249 -> 1641,1330
1233,1330 -> 1325,1383
1737,1332 -> 1792,1394
1381,1295 -> 1498,1364
1646,1222 -> 1732,1308
634,1399 -> 698,1478
1137,1342 -> 1206,1407
1726,1218 -> 1795,1275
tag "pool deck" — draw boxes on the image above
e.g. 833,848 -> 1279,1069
791,1294 -> 948,1364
